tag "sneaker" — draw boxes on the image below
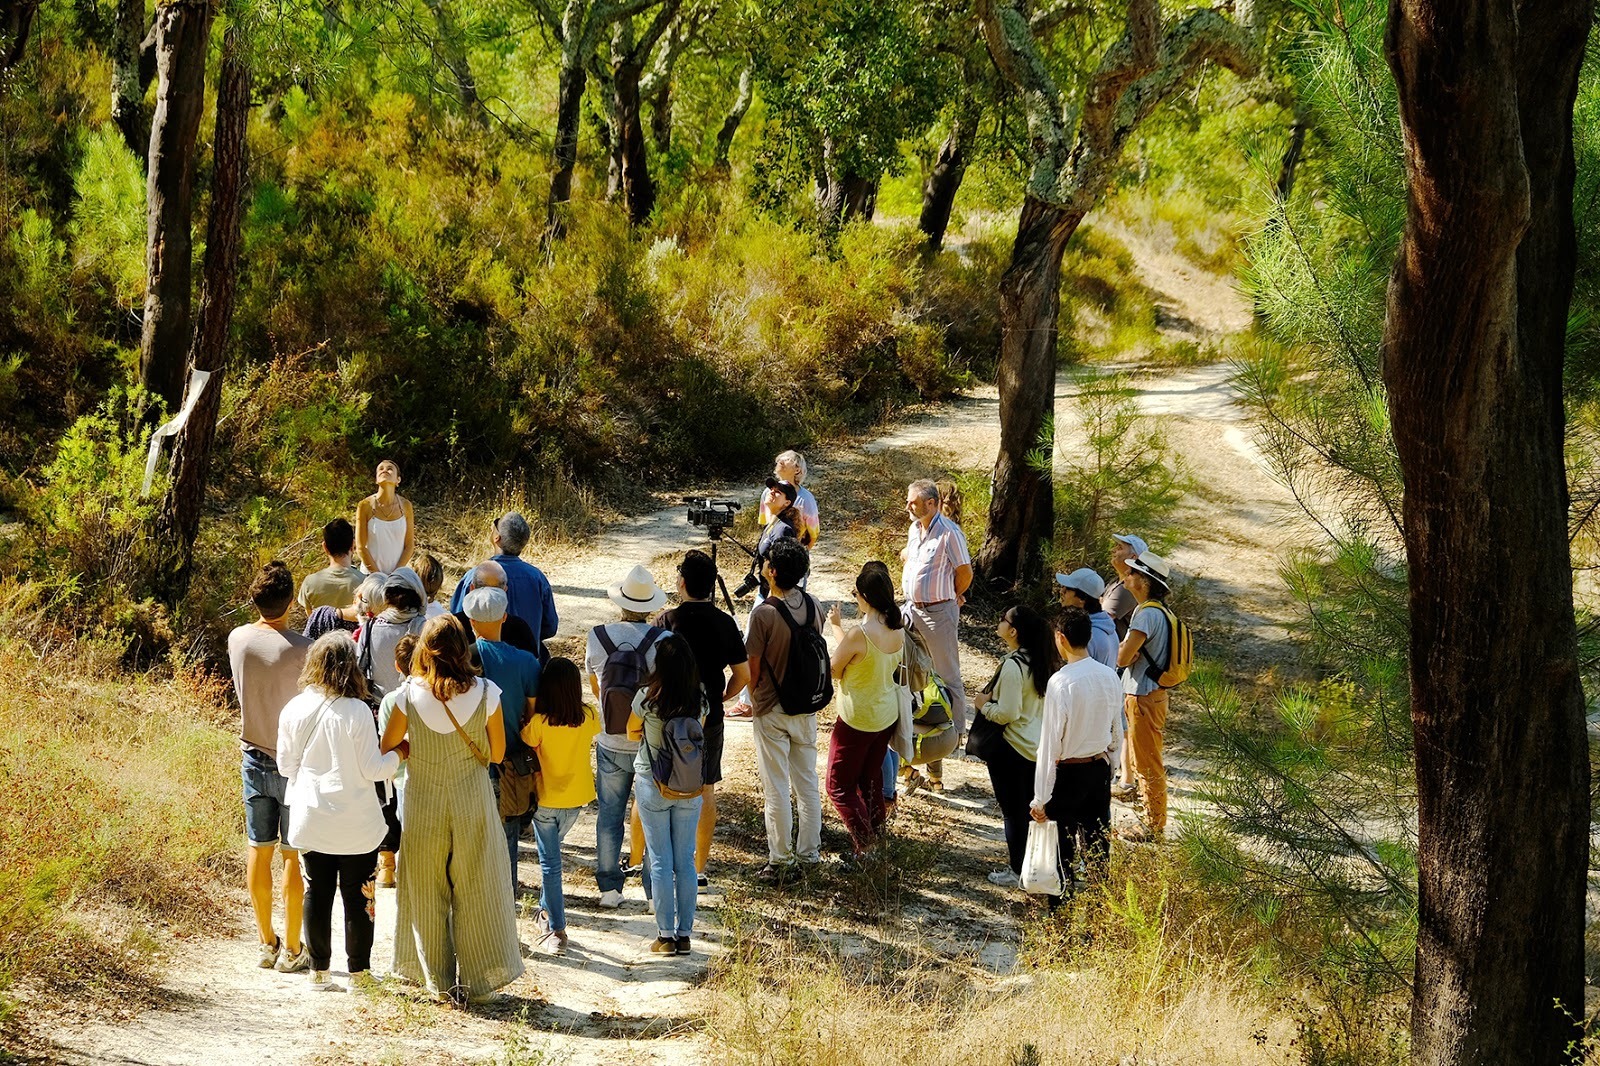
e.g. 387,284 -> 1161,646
349,971 -> 382,993
646,896 -> 655,914
309,970 -> 337,992
1111,782 -> 1139,802
624,862 -> 645,879
599,889 -> 625,909
537,929 -> 569,956
675,936 -> 691,955
1118,824 -> 1162,844
649,936 -> 678,955
987,868 -> 1020,888
696,873 -> 709,891
275,943 -> 311,973
755,863 -> 799,885
725,701 -> 754,719
257,937 -> 281,969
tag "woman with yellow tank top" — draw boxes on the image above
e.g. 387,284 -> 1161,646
825,564 -> 906,858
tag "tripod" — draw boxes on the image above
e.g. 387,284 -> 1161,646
704,526 -> 757,614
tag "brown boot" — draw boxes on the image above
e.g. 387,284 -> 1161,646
377,851 -> 396,888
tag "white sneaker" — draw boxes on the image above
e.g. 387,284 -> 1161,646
275,944 -> 311,973
599,889 -> 625,909
309,970 -> 338,992
987,869 -> 1019,888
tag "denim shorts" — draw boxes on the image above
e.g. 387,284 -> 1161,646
241,748 -> 294,849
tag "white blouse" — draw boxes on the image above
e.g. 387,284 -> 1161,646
395,676 -> 503,736
277,688 -> 401,855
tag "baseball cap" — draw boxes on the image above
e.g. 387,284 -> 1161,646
1112,532 -> 1149,556
1054,567 -> 1107,599
765,477 -> 798,504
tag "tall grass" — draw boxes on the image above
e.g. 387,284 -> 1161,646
0,597 -> 239,1018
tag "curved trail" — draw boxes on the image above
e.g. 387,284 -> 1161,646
38,232 -> 1308,1066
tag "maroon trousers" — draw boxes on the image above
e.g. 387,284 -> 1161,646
826,718 -> 896,853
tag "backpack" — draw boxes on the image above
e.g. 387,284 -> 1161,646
768,595 -> 834,715
649,706 -> 706,800
593,625 -> 664,735
912,673 -> 955,728
1137,601 -> 1193,688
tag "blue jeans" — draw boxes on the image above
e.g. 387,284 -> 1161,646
532,806 -> 583,932
504,817 -> 522,889
594,745 -> 637,893
635,774 -> 702,938
882,749 -> 900,800
241,749 -> 293,847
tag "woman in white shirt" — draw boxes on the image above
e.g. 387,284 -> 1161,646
276,633 -> 401,991
970,605 -> 1057,887
355,459 -> 414,574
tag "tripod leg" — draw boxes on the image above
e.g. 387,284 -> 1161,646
717,572 -> 735,615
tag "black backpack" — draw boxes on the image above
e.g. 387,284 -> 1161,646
769,595 -> 833,715
593,625 -> 664,735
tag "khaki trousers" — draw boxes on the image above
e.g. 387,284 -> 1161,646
1126,690 -> 1169,832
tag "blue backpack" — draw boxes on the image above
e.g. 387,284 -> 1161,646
649,708 -> 706,800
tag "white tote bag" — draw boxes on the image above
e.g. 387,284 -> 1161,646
1020,819 -> 1064,896
890,664 -> 915,760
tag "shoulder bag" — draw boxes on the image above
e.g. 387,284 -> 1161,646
966,652 -> 1023,763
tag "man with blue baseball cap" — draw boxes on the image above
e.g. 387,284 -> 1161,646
1103,533 -> 1146,641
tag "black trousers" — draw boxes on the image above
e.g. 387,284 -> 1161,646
1044,759 -> 1112,906
985,740 -> 1037,876
301,849 -> 379,973
377,783 -> 401,853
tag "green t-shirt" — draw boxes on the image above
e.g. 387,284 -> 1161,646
299,563 -> 362,612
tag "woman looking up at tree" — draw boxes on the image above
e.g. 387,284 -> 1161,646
355,460 -> 414,574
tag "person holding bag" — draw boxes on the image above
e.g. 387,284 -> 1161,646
627,635 -> 707,955
969,605 -> 1057,888
1031,608 -> 1123,908
379,615 -> 523,1003
825,565 -> 905,860
276,633 -> 401,991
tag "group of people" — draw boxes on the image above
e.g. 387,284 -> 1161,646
227,450 -> 1184,999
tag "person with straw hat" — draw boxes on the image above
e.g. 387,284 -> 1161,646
585,564 -> 670,909
1115,551 -> 1175,841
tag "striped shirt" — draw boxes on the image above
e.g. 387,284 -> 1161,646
902,513 -> 972,604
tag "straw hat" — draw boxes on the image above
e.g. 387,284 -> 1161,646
609,564 -> 667,612
1124,552 -> 1172,585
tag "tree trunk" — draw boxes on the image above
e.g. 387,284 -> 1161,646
712,64 -> 752,172
0,0 -> 38,70
1382,0 -> 1590,1059
421,0 -> 481,119
815,160 -> 876,231
139,0 -> 213,416
976,196 -> 1080,590
919,110 -> 976,255
612,53 -> 655,223
155,18 -> 250,600
112,0 -> 149,158
546,50 -> 587,242
648,75 -> 671,154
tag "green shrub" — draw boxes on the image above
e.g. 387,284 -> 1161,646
68,127 -> 146,310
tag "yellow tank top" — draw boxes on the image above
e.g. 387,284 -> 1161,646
839,628 -> 905,733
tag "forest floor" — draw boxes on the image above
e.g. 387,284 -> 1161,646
26,217 -> 1313,1065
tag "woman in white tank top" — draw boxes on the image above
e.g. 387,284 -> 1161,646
355,459 -> 415,574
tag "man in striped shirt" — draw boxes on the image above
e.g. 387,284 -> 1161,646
900,478 -> 974,736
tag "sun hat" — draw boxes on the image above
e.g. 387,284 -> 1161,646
1112,532 -> 1149,556
609,564 -> 667,612
1055,567 -> 1107,599
1124,552 -> 1172,585
463,586 -> 508,622
765,477 -> 799,505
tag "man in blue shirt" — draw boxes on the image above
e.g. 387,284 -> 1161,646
450,512 -> 559,651
463,586 -> 542,890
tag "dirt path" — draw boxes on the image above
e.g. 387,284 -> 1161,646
37,222 -> 1307,1066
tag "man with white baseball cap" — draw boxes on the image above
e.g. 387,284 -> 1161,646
586,564 -> 671,908
1054,567 -> 1118,670
1103,534 -> 1146,641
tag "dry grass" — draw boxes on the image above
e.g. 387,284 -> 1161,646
418,467 -> 612,586
0,601 -> 240,1025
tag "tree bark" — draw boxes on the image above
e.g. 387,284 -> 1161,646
612,51 -> 655,222
155,17 -> 251,600
919,109 -> 977,255
648,74 -> 671,153
712,63 -> 752,171
1382,0 -> 1591,1059
546,50 -> 587,241
112,0 -> 150,158
421,0 -> 482,120
139,0 -> 214,416
978,197 -> 1080,586
0,0 -> 38,70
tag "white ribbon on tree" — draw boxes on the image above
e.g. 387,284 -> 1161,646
141,368 -> 211,498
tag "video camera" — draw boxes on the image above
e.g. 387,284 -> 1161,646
683,497 -> 740,534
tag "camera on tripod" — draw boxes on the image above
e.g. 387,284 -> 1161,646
683,497 -> 740,534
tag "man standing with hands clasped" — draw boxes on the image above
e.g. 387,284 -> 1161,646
900,479 -> 973,741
